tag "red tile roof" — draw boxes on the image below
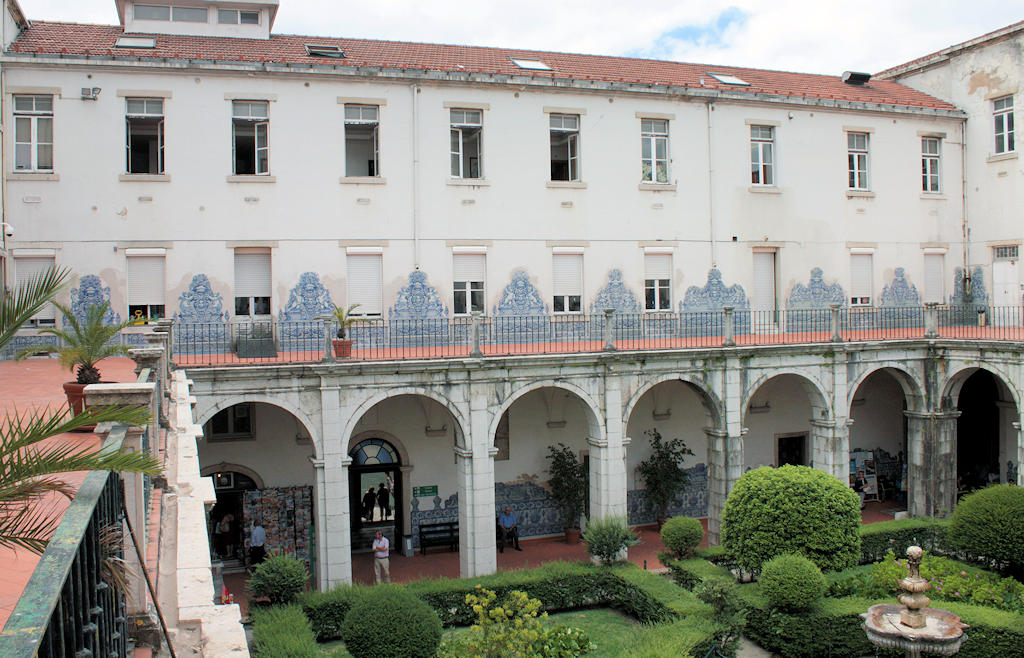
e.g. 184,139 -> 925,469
878,20 -> 1024,78
11,21 -> 959,112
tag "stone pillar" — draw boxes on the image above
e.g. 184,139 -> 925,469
590,372 -> 626,521
810,418 -> 851,481
458,386 -> 497,578
705,427 -> 745,544
129,346 -> 164,443
924,302 -> 939,338
321,384 -> 351,587
905,410 -> 960,518
310,458 -> 328,590
1013,421 -> 1023,486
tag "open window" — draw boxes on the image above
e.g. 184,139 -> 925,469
345,104 -> 379,176
549,114 -> 580,181
450,109 -> 482,179
232,101 -> 269,175
126,98 -> 164,174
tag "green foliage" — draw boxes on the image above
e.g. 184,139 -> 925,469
437,587 -> 594,657
636,429 -> 694,520
662,558 -> 733,590
341,585 -> 442,658
721,465 -> 861,573
250,605 -> 320,658
857,517 -> 950,564
759,554 -> 825,611
692,579 -> 745,655
582,516 -> 638,564
331,304 -> 365,339
621,619 -> 707,658
19,301 -> 132,383
660,516 -> 704,560
299,586 -> 369,641
545,444 -> 588,530
950,484 -> 1024,576
248,555 -> 308,605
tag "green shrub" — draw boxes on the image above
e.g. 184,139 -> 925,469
621,619 -> 708,658
950,484 -> 1024,577
721,465 -> 860,573
660,516 -> 704,559
342,585 -> 442,658
759,554 -> 825,611
662,558 -> 733,590
298,585 -> 369,641
247,555 -> 308,605
858,517 -> 950,564
250,605 -> 319,658
583,515 -> 638,564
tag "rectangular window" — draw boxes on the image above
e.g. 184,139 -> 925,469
552,253 -> 583,313
234,250 -> 271,317
640,118 -> 669,182
134,5 -> 170,20
994,96 -> 1015,154
750,125 -> 775,185
14,256 -> 56,325
344,104 -> 379,177
923,253 -> 944,304
347,253 -> 383,316
14,95 -> 53,171
850,253 -> 873,306
125,98 -> 164,174
644,253 -> 671,311
127,255 -> 166,321
847,132 -> 869,189
206,403 -> 253,439
452,253 -> 486,315
232,101 -> 269,175
218,9 -> 259,24
921,137 -> 940,192
449,109 -> 482,178
752,251 -> 777,313
549,113 -> 580,181
171,6 -> 207,22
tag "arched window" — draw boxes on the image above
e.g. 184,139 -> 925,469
350,438 -> 399,466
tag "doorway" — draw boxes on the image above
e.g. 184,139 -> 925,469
210,470 -> 258,562
348,438 -> 402,553
777,433 -> 807,466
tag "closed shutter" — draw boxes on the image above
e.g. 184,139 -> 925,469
234,252 -> 271,298
453,253 -> 485,282
347,253 -> 383,315
644,253 -> 671,280
850,254 -> 873,303
924,254 -> 944,303
752,251 -> 777,312
127,256 -> 165,306
15,257 -> 56,320
552,253 -> 583,297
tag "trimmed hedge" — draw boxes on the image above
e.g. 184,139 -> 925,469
660,516 -> 705,559
759,554 -> 825,611
342,586 -> 442,658
250,605 -> 321,658
950,484 -> 1024,575
247,554 -> 309,605
663,557 -> 733,590
858,517 -> 950,564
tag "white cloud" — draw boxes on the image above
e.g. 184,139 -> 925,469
16,0 -> 1023,74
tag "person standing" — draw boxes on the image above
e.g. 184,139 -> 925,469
372,530 -> 391,583
249,520 -> 267,567
362,486 -> 376,522
216,513 -> 234,559
497,506 -> 522,553
377,481 -> 391,520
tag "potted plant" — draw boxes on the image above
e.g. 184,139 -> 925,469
330,304 -> 364,358
545,443 -> 588,543
18,301 -> 132,421
637,428 -> 694,528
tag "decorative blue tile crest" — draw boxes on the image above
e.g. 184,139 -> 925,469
493,269 -> 548,316
786,268 -> 845,309
67,274 -> 120,326
879,268 -> 921,307
627,463 -> 708,525
279,272 -> 333,322
951,266 -> 989,306
681,269 -> 748,313
389,271 -> 448,320
175,274 -> 230,323
590,269 -> 640,314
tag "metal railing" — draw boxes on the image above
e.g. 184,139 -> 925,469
0,427 -> 130,658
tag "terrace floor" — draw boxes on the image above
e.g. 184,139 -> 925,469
0,356 -> 138,629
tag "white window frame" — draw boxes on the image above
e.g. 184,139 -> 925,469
549,113 -> 580,182
344,104 -> 380,177
921,137 -> 940,192
750,125 -> 775,185
13,94 -> 53,172
233,250 -> 272,318
452,252 -> 486,316
346,252 -> 384,317
847,132 -> 869,190
643,253 -> 672,312
552,252 -> 583,314
126,253 -> 166,321
640,118 -> 670,183
449,109 -> 483,179
217,9 -> 259,24
125,98 -> 165,175
849,252 -> 873,306
134,5 -> 170,20
923,252 -> 945,304
171,6 -> 207,22
993,96 -> 1015,154
231,101 -> 269,175
14,256 -> 57,325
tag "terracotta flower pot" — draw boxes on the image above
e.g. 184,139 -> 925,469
332,338 -> 354,358
63,381 -> 103,432
565,528 -> 581,544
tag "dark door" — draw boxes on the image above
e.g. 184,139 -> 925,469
777,434 -> 807,467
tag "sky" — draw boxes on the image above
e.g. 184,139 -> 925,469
16,1 -> 1024,75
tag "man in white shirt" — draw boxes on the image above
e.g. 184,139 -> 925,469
372,530 -> 391,583
249,521 -> 267,567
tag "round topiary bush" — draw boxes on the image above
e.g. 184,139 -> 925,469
661,516 -> 705,559
721,465 -> 860,573
949,484 -> 1024,577
246,555 -> 308,605
760,554 -> 825,611
342,585 -> 442,658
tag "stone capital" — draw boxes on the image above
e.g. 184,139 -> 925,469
586,435 -> 608,448
310,458 -> 326,470
85,382 -> 156,409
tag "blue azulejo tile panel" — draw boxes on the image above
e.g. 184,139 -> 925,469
173,274 -> 230,354
389,271 -> 450,344
494,481 -> 563,538
785,268 -> 844,332
68,274 -> 120,326
680,270 -> 749,336
410,492 -> 459,549
1,334 -> 57,360
878,268 -> 922,327
590,269 -> 641,315
946,266 -> 990,325
493,269 -> 548,317
627,463 -> 708,525
279,272 -> 333,322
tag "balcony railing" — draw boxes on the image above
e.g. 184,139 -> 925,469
0,427 -> 131,658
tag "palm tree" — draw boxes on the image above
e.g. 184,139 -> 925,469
19,301 -> 133,384
1,267 -> 161,553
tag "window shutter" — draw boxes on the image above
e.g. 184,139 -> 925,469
924,254 -> 944,303
752,252 -> 777,312
127,256 -> 165,305
644,253 -> 671,280
15,257 -> 56,320
850,254 -> 873,300
552,254 -> 583,297
347,254 -> 383,315
453,253 -> 485,282
234,252 -> 271,298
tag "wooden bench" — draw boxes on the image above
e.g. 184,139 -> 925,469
419,521 -> 458,555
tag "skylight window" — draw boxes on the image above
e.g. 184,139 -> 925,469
305,44 -> 344,58
115,36 -> 157,49
708,72 -> 750,86
511,58 -> 552,71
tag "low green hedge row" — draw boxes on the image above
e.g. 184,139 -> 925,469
858,517 -> 950,564
662,557 -> 733,590
250,605 -> 327,658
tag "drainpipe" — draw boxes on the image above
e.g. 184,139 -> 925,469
959,117 -> 970,297
410,83 -> 421,270
705,101 -> 717,268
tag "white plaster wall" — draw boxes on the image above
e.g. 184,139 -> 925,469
624,380 -> 709,489
850,371 -> 906,456
743,375 -> 813,469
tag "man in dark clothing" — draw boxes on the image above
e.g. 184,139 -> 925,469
497,506 -> 522,553
362,486 -> 376,522
377,482 -> 391,520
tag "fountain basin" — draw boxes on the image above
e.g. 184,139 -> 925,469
861,604 -> 968,656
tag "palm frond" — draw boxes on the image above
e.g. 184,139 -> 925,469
0,499 -> 62,553
0,266 -> 69,350
1,404 -> 151,452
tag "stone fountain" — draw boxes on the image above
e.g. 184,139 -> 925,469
861,546 -> 969,657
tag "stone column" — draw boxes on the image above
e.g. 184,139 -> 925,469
458,385 -> 497,578
705,427 -> 745,543
129,346 -> 164,442
905,410 -> 959,517
321,383 -> 352,587
590,372 -> 626,521
310,458 -> 328,590
809,418 -> 851,481
1010,419 -> 1022,486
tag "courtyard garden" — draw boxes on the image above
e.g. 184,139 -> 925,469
247,469 -> 1024,657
